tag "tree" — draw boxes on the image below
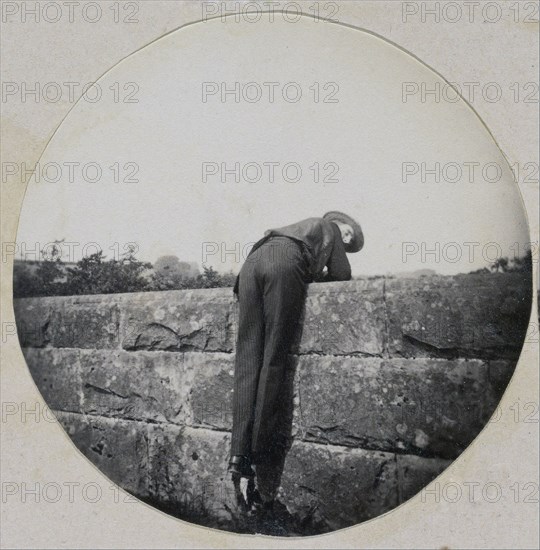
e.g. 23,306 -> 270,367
149,269 -> 191,291
196,266 -> 236,288
509,250 -> 533,273
491,257 -> 509,273
65,251 -> 152,295
12,262 -> 41,298
12,241 -> 237,297
152,255 -> 201,290
154,255 -> 182,275
13,243 -> 66,298
490,251 -> 533,274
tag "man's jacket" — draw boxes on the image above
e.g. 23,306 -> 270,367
233,217 -> 351,296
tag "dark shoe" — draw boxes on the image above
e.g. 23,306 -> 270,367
253,499 -> 289,536
252,498 -> 274,516
228,455 -> 255,479
246,483 -> 263,510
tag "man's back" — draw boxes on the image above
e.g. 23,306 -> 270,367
233,217 -> 351,296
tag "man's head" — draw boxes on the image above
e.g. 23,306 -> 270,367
335,222 -> 354,245
323,211 -> 364,253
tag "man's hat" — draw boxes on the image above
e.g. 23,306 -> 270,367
323,211 -> 364,253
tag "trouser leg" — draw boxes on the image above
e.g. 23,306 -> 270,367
230,262 -> 265,457
251,242 -> 308,459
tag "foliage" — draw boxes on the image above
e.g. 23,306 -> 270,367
15,243 -> 531,298
64,251 -> 153,295
12,262 -> 43,298
13,246 -> 66,297
490,250 -> 533,273
149,265 -> 236,291
13,246 -> 236,297
154,255 -> 199,278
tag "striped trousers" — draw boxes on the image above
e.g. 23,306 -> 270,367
230,236 -> 310,463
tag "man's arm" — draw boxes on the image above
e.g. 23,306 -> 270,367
324,224 -> 352,281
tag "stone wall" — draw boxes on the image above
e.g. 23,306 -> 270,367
13,272 -> 532,535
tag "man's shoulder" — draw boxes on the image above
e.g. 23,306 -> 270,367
276,217 -> 335,238
304,217 -> 338,236
269,217 -> 318,231
266,217 -> 334,243
293,217 -> 332,230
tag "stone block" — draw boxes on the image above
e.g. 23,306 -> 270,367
280,441 -> 398,533
79,350 -> 192,424
298,279 -> 386,356
187,353 -> 235,430
21,348 -> 82,412
145,425 -> 242,530
14,294 -> 121,349
297,356 -> 499,459
396,454 -> 452,504
49,299 -> 120,349
488,360 -> 516,397
118,289 -> 234,352
386,273 -> 531,359
13,297 -> 53,348
54,411 -> 151,497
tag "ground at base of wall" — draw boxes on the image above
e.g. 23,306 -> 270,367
138,493 -> 334,537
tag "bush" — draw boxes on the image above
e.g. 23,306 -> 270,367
13,249 -> 236,298
64,251 -> 153,295
148,265 -> 236,291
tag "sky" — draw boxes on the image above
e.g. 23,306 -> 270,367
16,16 -> 531,277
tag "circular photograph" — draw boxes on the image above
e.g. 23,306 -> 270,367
13,14 -> 533,536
